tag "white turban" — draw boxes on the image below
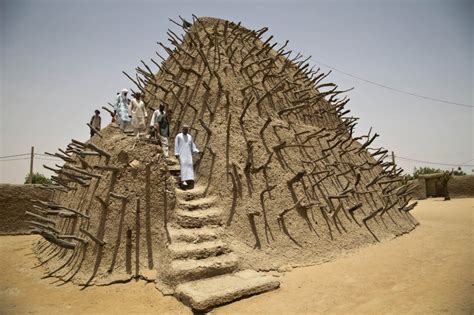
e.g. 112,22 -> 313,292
121,89 -> 129,96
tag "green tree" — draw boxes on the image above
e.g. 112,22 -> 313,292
406,166 -> 466,180
24,172 -> 53,185
413,166 -> 442,178
452,167 -> 466,176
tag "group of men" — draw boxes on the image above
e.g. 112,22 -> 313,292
149,104 -> 201,187
114,89 -> 148,137
89,88 -> 200,188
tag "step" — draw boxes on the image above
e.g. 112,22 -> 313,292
170,253 -> 239,282
175,185 -> 206,201
165,158 -> 179,166
168,226 -> 221,243
169,168 -> 181,176
168,163 -> 180,171
176,208 -> 223,228
175,270 -> 280,311
178,197 -> 216,211
168,240 -> 230,259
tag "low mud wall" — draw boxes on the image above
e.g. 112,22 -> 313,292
0,184 -> 52,235
411,175 -> 474,200
449,175 -> 474,198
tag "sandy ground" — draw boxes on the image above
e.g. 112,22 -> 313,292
0,198 -> 472,314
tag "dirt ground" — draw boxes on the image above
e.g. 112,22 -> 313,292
0,198 -> 472,314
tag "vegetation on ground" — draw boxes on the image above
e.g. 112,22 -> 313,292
24,172 -> 53,185
404,166 -> 466,180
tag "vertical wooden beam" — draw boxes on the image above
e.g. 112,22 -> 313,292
29,146 -> 34,184
391,151 -> 396,175
126,230 -> 132,274
135,197 -> 141,278
145,165 -> 154,269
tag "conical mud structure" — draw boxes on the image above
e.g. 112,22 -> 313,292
30,16 -> 419,311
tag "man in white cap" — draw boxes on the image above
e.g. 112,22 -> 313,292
114,89 -> 131,130
174,124 -> 199,187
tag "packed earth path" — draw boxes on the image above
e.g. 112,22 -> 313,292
0,198 -> 472,314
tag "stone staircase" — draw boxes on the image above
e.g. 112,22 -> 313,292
164,158 -> 280,311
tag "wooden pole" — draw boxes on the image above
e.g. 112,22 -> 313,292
29,146 -> 34,184
391,151 -> 396,175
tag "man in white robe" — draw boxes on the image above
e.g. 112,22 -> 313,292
174,125 -> 199,187
130,93 -> 147,138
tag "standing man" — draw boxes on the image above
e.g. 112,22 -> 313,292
151,103 -> 170,157
89,110 -> 101,137
130,93 -> 148,138
441,171 -> 453,201
174,124 -> 199,187
114,89 -> 130,130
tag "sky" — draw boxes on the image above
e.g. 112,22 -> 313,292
0,0 -> 472,184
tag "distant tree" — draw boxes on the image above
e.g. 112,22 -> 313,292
24,172 -> 53,185
405,166 -> 466,180
452,167 -> 466,176
413,166 -> 442,178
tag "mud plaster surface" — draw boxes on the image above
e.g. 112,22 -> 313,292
34,126 -> 175,285
32,16 -> 417,287
1,198 -> 471,314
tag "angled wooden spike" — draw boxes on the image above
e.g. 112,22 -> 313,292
80,228 -> 106,246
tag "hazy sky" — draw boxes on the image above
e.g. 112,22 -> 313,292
1,0 -> 472,184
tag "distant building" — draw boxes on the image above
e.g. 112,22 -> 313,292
416,173 -> 445,199
415,174 -> 474,200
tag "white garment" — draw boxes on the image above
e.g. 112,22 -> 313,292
114,90 -> 130,127
150,109 -> 160,127
130,99 -> 147,130
174,133 -> 199,181
151,108 -> 169,136
161,136 -> 169,158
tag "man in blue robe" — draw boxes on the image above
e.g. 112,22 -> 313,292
114,89 -> 131,130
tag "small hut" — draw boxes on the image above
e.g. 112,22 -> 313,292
417,173 -> 446,199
